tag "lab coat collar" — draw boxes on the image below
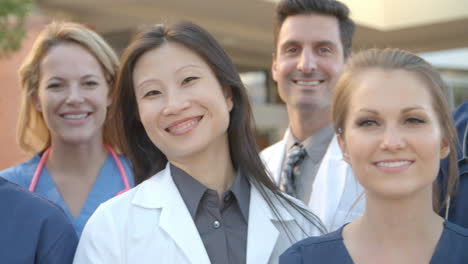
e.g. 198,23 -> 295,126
308,136 -> 348,229
131,163 -> 295,264
131,163 -> 211,264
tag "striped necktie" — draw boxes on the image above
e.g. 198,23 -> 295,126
279,143 -> 306,197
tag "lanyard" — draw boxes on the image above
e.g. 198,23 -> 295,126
29,144 -> 131,195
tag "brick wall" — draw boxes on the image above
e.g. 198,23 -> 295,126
0,16 -> 50,170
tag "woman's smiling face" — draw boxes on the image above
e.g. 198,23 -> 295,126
35,42 -> 111,145
338,68 -> 449,200
132,42 -> 233,163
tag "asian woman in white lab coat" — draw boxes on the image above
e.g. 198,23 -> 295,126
73,21 -> 325,264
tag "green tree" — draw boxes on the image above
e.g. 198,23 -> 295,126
0,0 -> 33,56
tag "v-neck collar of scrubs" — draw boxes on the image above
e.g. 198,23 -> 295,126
336,220 -> 457,263
34,153 -> 126,236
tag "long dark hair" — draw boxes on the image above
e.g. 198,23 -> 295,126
110,21 -> 326,237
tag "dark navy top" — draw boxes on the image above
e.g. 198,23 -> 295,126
438,101 -> 468,227
280,221 -> 468,264
0,177 -> 78,263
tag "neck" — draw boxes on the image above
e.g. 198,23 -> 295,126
47,138 -> 108,178
350,186 -> 443,247
170,135 -> 235,197
287,106 -> 331,142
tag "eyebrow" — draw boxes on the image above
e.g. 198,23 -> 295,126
279,40 -> 336,49
136,78 -> 160,90
401,106 -> 425,113
175,64 -> 204,73
357,106 -> 426,114
45,74 -> 99,82
136,64 -> 204,89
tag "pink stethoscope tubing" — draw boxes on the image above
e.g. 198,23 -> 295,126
29,144 -> 131,195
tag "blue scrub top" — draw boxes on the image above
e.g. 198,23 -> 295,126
0,177 -> 77,263
0,152 -> 134,237
280,221 -> 468,264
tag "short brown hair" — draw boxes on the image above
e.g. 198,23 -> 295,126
273,0 -> 355,58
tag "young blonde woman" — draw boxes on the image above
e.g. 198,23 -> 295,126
73,21 -> 324,264
0,21 -> 133,237
280,48 -> 468,263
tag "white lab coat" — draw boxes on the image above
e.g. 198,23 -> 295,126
73,163 -> 320,264
261,130 -> 365,232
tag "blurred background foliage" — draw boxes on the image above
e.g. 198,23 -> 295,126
0,0 -> 33,56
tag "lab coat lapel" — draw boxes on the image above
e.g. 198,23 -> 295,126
133,164 -> 211,264
308,136 -> 347,229
246,185 -> 289,264
266,131 -> 289,184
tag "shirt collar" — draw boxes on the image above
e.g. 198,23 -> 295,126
170,163 -> 250,221
229,168 -> 251,221
170,164 -> 207,218
286,124 -> 334,157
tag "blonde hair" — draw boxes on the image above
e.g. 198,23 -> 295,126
332,48 -> 458,212
17,21 -> 119,153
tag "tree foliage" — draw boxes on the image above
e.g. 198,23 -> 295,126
0,0 -> 33,56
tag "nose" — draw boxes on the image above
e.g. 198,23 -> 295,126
380,126 -> 406,151
162,93 -> 191,116
65,85 -> 85,105
297,48 -> 317,73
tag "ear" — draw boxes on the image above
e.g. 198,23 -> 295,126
31,92 -> 42,112
337,134 -> 350,163
107,94 -> 112,108
271,53 -> 278,82
226,94 -> 233,112
440,140 -> 450,159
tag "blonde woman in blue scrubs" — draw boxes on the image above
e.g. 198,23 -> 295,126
0,21 -> 133,237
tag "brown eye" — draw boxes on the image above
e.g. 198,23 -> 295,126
286,47 -> 298,54
84,81 -> 98,87
357,119 -> 378,127
182,76 -> 199,85
143,90 -> 161,98
47,83 -> 62,89
406,117 -> 425,124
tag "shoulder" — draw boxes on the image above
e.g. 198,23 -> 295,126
0,178 -> 77,262
0,155 -> 40,186
453,102 -> 467,137
0,177 -> 69,223
280,227 -> 346,263
261,140 -> 285,158
453,102 -> 467,122
444,221 -> 468,240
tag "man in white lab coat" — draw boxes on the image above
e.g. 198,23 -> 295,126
261,0 -> 364,232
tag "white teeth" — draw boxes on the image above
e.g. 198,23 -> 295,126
296,80 -> 320,85
63,114 -> 87,119
376,161 -> 412,167
168,119 -> 199,133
